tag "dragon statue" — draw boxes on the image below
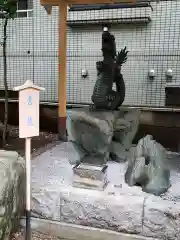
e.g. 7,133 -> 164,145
91,27 -> 128,110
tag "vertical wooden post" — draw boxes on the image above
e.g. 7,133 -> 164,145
25,137 -> 31,240
58,1 -> 67,141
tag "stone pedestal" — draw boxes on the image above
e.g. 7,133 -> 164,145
67,107 -> 140,190
72,163 -> 108,190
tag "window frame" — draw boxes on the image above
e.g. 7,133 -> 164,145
16,0 -> 33,18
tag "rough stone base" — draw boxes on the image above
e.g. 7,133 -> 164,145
31,143 -> 180,240
67,108 -> 140,165
60,188 -> 144,234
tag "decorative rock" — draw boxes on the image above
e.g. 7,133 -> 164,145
67,108 -> 140,165
67,108 -> 116,165
125,135 -> 171,196
60,188 -> 144,234
0,151 -> 25,240
143,197 -> 180,239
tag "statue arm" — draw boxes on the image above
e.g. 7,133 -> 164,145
115,73 -> 123,92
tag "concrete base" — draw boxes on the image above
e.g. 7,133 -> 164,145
20,217 -> 158,240
31,143 -> 180,240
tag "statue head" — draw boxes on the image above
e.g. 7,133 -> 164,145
101,27 -> 116,59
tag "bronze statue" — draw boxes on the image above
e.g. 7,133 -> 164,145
91,27 -> 128,110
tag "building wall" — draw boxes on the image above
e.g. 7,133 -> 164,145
0,0 -> 180,107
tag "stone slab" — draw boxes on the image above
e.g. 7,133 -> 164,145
60,188 -> 144,234
143,197 -> 180,239
31,145 -> 73,221
31,142 -> 180,239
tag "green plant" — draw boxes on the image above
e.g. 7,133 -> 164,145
0,0 -> 17,147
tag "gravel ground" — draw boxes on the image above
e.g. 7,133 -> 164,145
0,124 -> 59,157
12,230 -> 62,240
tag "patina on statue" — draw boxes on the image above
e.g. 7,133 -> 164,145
67,27 -> 140,191
91,27 -> 128,110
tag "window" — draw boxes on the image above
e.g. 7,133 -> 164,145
16,0 -> 33,18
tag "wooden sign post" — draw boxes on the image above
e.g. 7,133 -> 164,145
14,80 -> 45,240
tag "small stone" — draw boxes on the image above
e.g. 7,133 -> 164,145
108,192 -> 115,195
114,184 -> 122,188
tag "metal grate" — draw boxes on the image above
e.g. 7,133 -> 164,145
0,0 -> 180,108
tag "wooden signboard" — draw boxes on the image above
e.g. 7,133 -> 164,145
14,80 -> 45,240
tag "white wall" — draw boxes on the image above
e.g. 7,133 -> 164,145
0,1 -> 180,107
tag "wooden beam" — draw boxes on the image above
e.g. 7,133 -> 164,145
43,4 -> 52,14
58,1 -> 68,141
67,0 -> 135,4
41,0 -> 136,6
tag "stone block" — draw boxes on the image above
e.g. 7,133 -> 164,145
30,143 -> 180,239
60,188 -> 144,234
32,189 -> 61,221
67,109 -> 116,165
143,197 -> 180,239
67,108 -> 140,165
